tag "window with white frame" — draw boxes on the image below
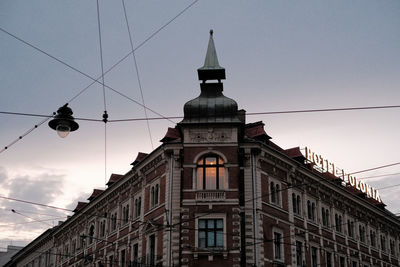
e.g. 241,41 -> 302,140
292,192 -> 302,216
270,180 -> 281,206
196,155 -> 226,190
198,218 -> 224,249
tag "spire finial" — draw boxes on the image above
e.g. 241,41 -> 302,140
197,29 -> 226,82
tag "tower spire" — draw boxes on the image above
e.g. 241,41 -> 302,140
197,29 -> 226,82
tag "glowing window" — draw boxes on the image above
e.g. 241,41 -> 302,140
196,155 -> 226,190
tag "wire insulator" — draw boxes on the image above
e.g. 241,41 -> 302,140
102,111 -> 108,123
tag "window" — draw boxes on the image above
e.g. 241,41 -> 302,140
111,211 -> 117,231
352,261 -> 358,267
292,193 -> 301,216
339,256 -> 346,267
326,251 -> 332,267
198,219 -> 224,248
149,234 -> 156,266
197,155 -> 226,190
108,255 -> 113,267
389,239 -> 395,256
347,219 -> 354,238
359,225 -> 366,243
71,239 -> 76,253
120,249 -> 126,267
335,214 -> 343,233
150,184 -> 159,208
273,232 -> 282,260
380,234 -> 386,252
132,243 -> 139,264
122,204 -> 129,225
307,200 -> 316,221
100,219 -> 106,237
88,225 -> 95,244
311,246 -> 318,267
296,241 -> 303,267
321,207 -> 330,227
270,181 -> 281,206
370,230 -> 376,247
134,197 -> 141,218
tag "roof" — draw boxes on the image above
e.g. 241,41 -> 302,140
197,30 -> 226,81
160,127 -> 181,143
245,121 -> 272,141
87,189 -> 104,201
73,201 -> 88,212
131,152 -> 149,166
106,173 -> 123,186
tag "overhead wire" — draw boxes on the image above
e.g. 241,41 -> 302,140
0,0 -> 199,154
0,195 -> 73,212
121,0 -> 154,150
11,209 -> 53,227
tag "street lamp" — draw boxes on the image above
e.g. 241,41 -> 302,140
48,104 -> 79,138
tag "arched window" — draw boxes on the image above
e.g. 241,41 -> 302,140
311,203 -> 316,221
275,184 -> 280,205
196,155 -> 226,190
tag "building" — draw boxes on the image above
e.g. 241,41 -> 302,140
5,31 -> 400,267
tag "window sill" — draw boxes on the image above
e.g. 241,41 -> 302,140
193,248 -> 228,259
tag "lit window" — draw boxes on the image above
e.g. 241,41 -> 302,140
197,155 -> 226,190
198,219 -> 224,248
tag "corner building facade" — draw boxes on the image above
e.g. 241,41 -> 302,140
7,32 -> 400,267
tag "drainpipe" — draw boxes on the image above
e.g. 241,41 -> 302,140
167,152 -> 174,267
251,151 -> 259,266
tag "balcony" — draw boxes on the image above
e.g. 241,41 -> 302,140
196,190 -> 226,201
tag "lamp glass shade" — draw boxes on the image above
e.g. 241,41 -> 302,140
56,124 -> 71,138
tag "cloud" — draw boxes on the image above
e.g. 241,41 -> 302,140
0,168 -> 69,245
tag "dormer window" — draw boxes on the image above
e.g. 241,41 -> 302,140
196,155 -> 226,190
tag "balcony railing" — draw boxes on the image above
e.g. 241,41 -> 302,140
196,191 -> 226,201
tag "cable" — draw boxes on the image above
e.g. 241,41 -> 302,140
2,103 -> 400,122
0,195 -> 73,212
376,183 -> 400,191
121,0 -> 153,150
359,172 -> 400,180
0,116 -> 51,154
11,209 -> 53,227
350,162 -> 400,175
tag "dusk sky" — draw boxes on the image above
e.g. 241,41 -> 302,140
1,0 -> 399,248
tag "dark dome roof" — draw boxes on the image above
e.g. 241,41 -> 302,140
180,82 -> 241,124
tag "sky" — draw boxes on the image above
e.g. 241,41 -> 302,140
0,0 -> 400,248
